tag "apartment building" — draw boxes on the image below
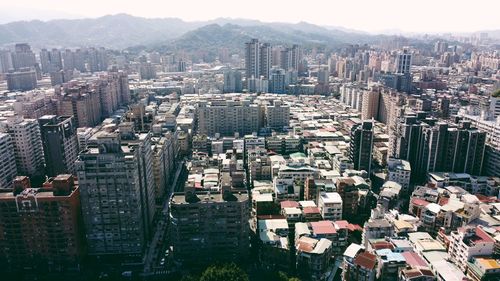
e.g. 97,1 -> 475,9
169,190 -> 250,265
0,175 -> 84,272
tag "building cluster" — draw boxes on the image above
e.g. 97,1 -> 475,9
0,34 -> 499,281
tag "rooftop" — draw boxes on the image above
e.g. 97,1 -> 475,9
319,192 -> 342,204
354,251 -> 377,270
310,221 -> 337,235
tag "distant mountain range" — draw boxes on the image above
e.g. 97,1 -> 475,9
0,14 -> 392,50
0,14 -> 497,54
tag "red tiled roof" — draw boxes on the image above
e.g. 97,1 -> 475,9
302,207 -> 320,214
474,227 -> 495,243
402,252 -> 428,268
281,200 -> 300,208
335,220 -> 349,229
311,221 -> 336,235
419,269 -> 434,277
475,194 -> 499,203
354,252 -> 377,270
372,241 -> 394,250
411,198 -> 430,207
347,224 -> 363,232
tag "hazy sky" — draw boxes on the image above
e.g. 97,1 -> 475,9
2,0 -> 499,33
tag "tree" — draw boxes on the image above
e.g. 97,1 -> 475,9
200,263 -> 249,281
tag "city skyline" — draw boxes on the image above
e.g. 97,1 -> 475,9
0,2 -> 499,279
1,0 -> 500,34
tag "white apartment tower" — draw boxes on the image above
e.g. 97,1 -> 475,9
0,133 -> 17,188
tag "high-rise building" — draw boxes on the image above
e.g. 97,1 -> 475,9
169,190 -> 250,265
6,68 -> 37,91
57,83 -> 102,127
392,113 -> 428,182
393,114 -> 486,182
317,67 -> 329,84
50,69 -> 73,86
265,100 -> 290,131
139,62 -> 157,80
62,49 -> 75,71
0,175 -> 85,272
247,76 -> 269,93
245,39 -> 261,79
0,49 -> 13,73
280,48 -> 292,71
223,70 -> 243,93
335,177 -> 360,219
0,133 -> 17,188
442,122 -> 486,175
1,115 -> 45,180
270,68 -> 286,94
11,43 -> 36,70
73,49 -> 87,72
396,48 -> 412,74
40,48 -> 63,73
197,99 -> 262,136
259,43 -> 272,79
245,39 -> 272,79
76,123 -> 155,257
350,120 -> 374,175
361,88 -> 380,120
87,47 -> 108,72
291,44 -> 301,70
39,115 -> 78,177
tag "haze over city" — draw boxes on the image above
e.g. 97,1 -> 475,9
0,2 -> 500,281
1,0 -> 500,33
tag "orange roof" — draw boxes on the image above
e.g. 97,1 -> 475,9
354,252 -> 377,270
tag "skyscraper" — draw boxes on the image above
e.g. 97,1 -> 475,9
442,121 -> 486,175
245,39 -> 260,79
1,115 -> 45,181
0,49 -> 13,73
76,123 -> 155,258
280,48 -> 292,71
396,48 -> 412,74
245,39 -> 271,80
270,68 -> 286,94
0,133 -> 17,189
11,43 -> 36,70
350,120 -> 374,175
259,43 -> 272,79
40,48 -> 63,73
38,115 -> 79,177
6,68 -> 37,91
57,83 -> 102,128
223,70 -> 243,93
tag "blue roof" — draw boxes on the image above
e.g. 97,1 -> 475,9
376,249 -> 406,263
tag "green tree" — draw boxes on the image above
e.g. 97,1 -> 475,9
200,263 -> 249,281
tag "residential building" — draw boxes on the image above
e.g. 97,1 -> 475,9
0,175 -> 84,272
350,120 -> 374,175
0,133 -> 17,188
39,115 -> 78,177
170,191 -> 250,265
6,68 -> 37,91
318,192 -> 343,220
76,123 -> 155,258
1,115 -> 45,180
448,226 -> 495,272
387,158 -> 411,192
266,100 -> 290,131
